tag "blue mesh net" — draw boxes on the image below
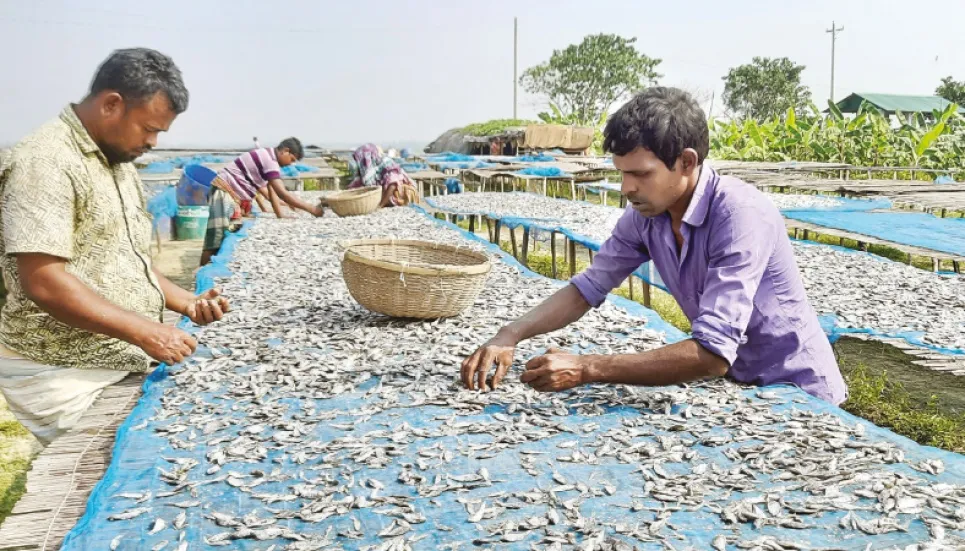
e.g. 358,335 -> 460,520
142,155 -> 233,174
515,167 -> 571,178
427,152 -> 475,162
280,163 -> 319,177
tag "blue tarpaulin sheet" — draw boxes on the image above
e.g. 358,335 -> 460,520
784,210 -> 965,256
61,212 -> 965,550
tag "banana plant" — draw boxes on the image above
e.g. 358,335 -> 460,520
709,100 -> 962,174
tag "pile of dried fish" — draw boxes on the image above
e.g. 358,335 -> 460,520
80,209 -> 965,551
428,193 -> 965,354
764,194 -> 844,210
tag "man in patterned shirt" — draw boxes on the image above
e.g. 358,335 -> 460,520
201,137 -> 324,266
0,48 -> 229,444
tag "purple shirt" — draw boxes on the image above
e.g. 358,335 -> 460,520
571,166 -> 847,404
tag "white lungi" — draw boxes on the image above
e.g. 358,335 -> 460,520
0,346 -> 128,445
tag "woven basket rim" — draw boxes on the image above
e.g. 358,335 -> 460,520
340,239 -> 492,276
327,187 -> 381,203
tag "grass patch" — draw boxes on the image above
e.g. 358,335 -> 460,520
0,455 -> 30,521
0,404 -> 37,524
836,338 -> 965,453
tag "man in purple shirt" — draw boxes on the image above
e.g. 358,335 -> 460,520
461,87 -> 846,404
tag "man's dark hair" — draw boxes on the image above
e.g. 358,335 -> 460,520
603,87 -> 709,170
89,48 -> 189,114
278,137 -> 304,160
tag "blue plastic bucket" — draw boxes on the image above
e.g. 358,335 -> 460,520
176,164 -> 218,206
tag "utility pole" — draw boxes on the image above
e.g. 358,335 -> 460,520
826,21 -> 844,103
513,17 -> 518,119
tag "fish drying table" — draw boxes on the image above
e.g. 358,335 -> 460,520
424,193 -> 965,373
51,208 -> 965,551
783,219 -> 965,273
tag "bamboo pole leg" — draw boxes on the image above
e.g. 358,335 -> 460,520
510,226 -> 519,259
643,280 -> 652,308
521,227 -> 530,267
568,239 -> 577,278
550,231 -> 558,279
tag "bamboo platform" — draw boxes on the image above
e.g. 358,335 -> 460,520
0,374 -> 145,551
0,309 -> 181,550
749,178 -> 965,215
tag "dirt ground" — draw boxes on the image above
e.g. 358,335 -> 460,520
0,238 -> 202,524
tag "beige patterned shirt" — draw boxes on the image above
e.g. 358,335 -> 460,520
0,106 -> 165,371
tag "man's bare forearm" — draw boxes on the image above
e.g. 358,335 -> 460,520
17,254 -> 155,347
152,268 -> 194,315
583,339 -> 729,386
499,284 -> 591,344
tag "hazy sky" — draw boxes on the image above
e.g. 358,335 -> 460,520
2,0 -> 963,149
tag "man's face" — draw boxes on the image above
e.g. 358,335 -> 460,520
615,147 -> 687,218
276,148 -> 297,167
98,92 -> 176,164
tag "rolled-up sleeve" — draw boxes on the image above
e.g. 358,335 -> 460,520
690,206 -> 775,365
570,208 -> 650,307
2,155 -> 75,260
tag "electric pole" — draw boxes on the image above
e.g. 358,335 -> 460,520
513,17 -> 518,119
826,21 -> 844,103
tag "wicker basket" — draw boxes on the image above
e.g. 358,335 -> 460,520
340,239 -> 492,318
327,187 -> 381,217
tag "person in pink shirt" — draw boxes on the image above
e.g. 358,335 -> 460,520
201,137 -> 322,266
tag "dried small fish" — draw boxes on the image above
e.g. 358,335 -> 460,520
107,507 -> 151,521
147,518 -> 166,535
88,205 -> 965,551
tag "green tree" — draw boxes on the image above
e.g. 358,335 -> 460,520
936,76 -> 965,105
520,34 -> 661,126
722,57 -> 812,121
